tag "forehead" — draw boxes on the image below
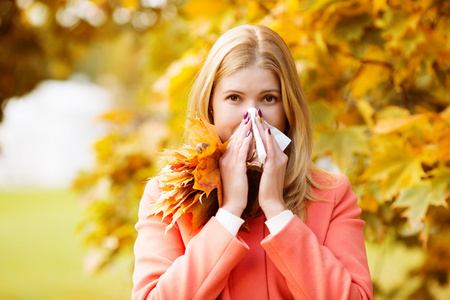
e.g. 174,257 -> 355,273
216,67 -> 280,91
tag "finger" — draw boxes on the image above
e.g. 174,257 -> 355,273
224,116 -> 252,163
229,114 -> 251,144
254,109 -> 268,147
264,128 -> 275,160
238,130 -> 253,161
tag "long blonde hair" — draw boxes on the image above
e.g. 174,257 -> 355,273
187,24 -> 330,218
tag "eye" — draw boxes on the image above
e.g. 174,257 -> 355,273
262,95 -> 277,103
227,95 -> 240,102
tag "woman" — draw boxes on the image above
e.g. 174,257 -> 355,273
132,25 -> 373,299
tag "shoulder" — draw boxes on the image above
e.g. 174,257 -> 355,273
144,178 -> 161,196
310,169 -> 351,193
310,171 -> 357,209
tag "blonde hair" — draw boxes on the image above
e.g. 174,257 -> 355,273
187,24 -> 330,219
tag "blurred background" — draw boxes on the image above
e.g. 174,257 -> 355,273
0,0 -> 449,299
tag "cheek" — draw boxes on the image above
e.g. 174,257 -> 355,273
263,108 -> 287,133
214,112 -> 244,142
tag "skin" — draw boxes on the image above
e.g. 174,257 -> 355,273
211,66 -> 289,220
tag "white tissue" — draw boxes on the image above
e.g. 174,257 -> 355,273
246,107 -> 291,169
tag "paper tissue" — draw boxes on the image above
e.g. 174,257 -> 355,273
246,107 -> 291,170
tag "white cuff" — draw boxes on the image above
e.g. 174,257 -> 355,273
265,210 -> 294,235
216,208 -> 245,236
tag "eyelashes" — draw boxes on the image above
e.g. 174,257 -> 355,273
225,94 -> 279,103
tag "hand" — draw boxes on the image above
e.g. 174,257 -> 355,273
254,111 -> 289,220
219,115 -> 253,217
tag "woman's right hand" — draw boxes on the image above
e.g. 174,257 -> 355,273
219,114 -> 253,217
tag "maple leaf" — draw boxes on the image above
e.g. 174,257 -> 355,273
393,167 -> 450,229
193,142 -> 223,196
362,141 -> 425,201
186,115 -> 223,146
314,125 -> 369,172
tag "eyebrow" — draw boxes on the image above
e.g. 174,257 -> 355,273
223,89 -> 281,94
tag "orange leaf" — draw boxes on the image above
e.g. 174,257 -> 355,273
192,142 -> 224,205
187,116 -> 223,146
189,190 -> 220,230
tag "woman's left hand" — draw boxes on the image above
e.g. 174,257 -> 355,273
255,113 -> 289,220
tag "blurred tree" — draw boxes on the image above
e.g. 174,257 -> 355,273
9,0 -> 447,298
0,0 -> 180,121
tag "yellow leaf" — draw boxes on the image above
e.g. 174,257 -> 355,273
428,166 -> 450,207
392,176 -> 448,229
437,130 -> 450,162
246,1 -> 264,22
376,106 -> 411,119
351,64 -> 390,98
356,98 -> 375,127
183,0 -> 226,19
98,108 -> 134,125
121,0 -> 139,9
363,142 -> 425,200
373,0 -> 388,14
314,125 -> 369,171
373,114 -> 427,134
310,100 -> 338,128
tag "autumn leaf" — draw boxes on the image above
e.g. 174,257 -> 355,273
362,141 -> 425,200
309,100 -> 338,128
393,168 -> 449,229
356,98 -> 375,128
192,143 -> 222,197
428,166 -> 450,207
187,115 -> 223,146
373,114 -> 427,134
314,125 -> 369,171
393,181 -> 432,228
190,190 -> 220,230
351,64 -> 390,98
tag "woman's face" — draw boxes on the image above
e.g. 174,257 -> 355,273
211,66 -> 287,142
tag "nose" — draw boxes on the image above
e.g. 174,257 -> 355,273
243,100 -> 260,117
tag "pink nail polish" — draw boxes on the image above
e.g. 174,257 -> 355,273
246,130 -> 251,137
258,109 -> 262,118
267,128 -> 271,135
245,117 -> 250,125
243,111 -> 248,119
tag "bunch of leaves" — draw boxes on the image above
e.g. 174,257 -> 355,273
150,115 -> 228,231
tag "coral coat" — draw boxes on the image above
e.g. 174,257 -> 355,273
132,174 -> 373,300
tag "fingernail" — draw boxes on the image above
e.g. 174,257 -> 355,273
246,130 -> 251,137
245,117 -> 250,124
243,111 -> 248,119
258,109 -> 262,118
267,128 -> 271,135
257,116 -> 262,123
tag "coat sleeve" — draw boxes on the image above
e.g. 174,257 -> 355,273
261,175 -> 373,300
132,179 -> 249,300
